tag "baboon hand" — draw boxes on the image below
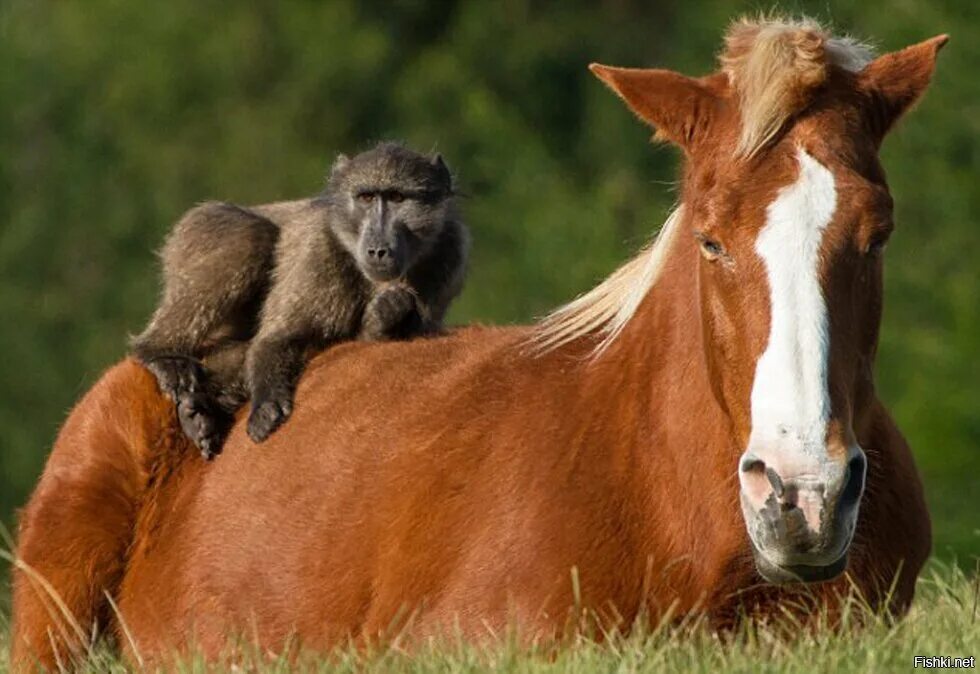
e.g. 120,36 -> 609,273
247,391 -> 294,443
362,286 -> 417,340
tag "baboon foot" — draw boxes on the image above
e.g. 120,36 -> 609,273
144,356 -> 206,401
176,391 -> 231,460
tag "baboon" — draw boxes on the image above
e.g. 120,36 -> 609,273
131,142 -> 468,458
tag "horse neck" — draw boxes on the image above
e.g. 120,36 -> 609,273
566,218 -> 748,594
580,219 -> 731,445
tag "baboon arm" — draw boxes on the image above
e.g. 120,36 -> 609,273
245,332 -> 311,399
246,298 -> 359,398
244,270 -> 361,441
243,331 -> 312,442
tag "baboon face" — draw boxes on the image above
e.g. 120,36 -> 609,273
328,143 -> 455,282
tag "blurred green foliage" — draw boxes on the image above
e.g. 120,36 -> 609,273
0,1 -> 976,562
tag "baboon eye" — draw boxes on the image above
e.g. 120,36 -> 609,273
386,191 -> 405,204
418,190 -> 443,204
695,231 -> 725,260
356,192 -> 375,204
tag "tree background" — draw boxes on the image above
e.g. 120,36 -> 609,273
0,0 -> 976,568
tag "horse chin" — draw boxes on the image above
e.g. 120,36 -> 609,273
752,547 -> 849,585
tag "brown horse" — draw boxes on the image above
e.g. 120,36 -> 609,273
11,17 -> 944,670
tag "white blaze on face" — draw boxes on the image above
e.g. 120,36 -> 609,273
747,149 -> 837,529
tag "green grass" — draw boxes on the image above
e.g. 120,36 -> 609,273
2,563 -> 977,673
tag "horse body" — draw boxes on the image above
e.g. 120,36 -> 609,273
11,16 -> 942,671
117,247 -> 747,654
28,229 -> 921,665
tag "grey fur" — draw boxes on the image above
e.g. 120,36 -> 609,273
131,142 -> 468,458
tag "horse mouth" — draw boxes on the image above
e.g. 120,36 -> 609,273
752,548 -> 849,584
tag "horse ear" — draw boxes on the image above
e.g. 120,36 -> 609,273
589,64 -> 720,151
858,35 -> 948,140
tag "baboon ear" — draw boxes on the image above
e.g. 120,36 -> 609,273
589,64 -> 721,151
431,153 -> 453,191
330,153 -> 350,177
858,35 -> 948,141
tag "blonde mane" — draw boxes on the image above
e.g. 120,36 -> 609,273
529,16 -> 874,357
527,207 -> 684,356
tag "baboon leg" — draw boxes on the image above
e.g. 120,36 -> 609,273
131,202 -> 277,401
202,338 -> 251,409
10,362 -> 169,672
131,283 -> 230,402
176,341 -> 251,460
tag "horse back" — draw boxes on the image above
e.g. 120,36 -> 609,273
115,326 -> 663,657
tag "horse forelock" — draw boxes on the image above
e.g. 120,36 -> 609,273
721,15 -> 875,158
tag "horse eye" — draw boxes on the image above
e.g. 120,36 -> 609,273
356,192 -> 375,204
866,238 -> 888,257
695,233 -> 725,260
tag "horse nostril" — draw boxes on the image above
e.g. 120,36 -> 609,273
740,455 -> 765,475
840,453 -> 866,507
765,467 -> 785,498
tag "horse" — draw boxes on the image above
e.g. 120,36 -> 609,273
11,16 -> 944,670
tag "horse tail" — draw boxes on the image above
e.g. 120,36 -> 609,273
9,359 -> 177,672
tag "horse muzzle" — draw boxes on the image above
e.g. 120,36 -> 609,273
738,441 -> 867,584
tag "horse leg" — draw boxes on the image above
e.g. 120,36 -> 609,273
9,360 -> 174,672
